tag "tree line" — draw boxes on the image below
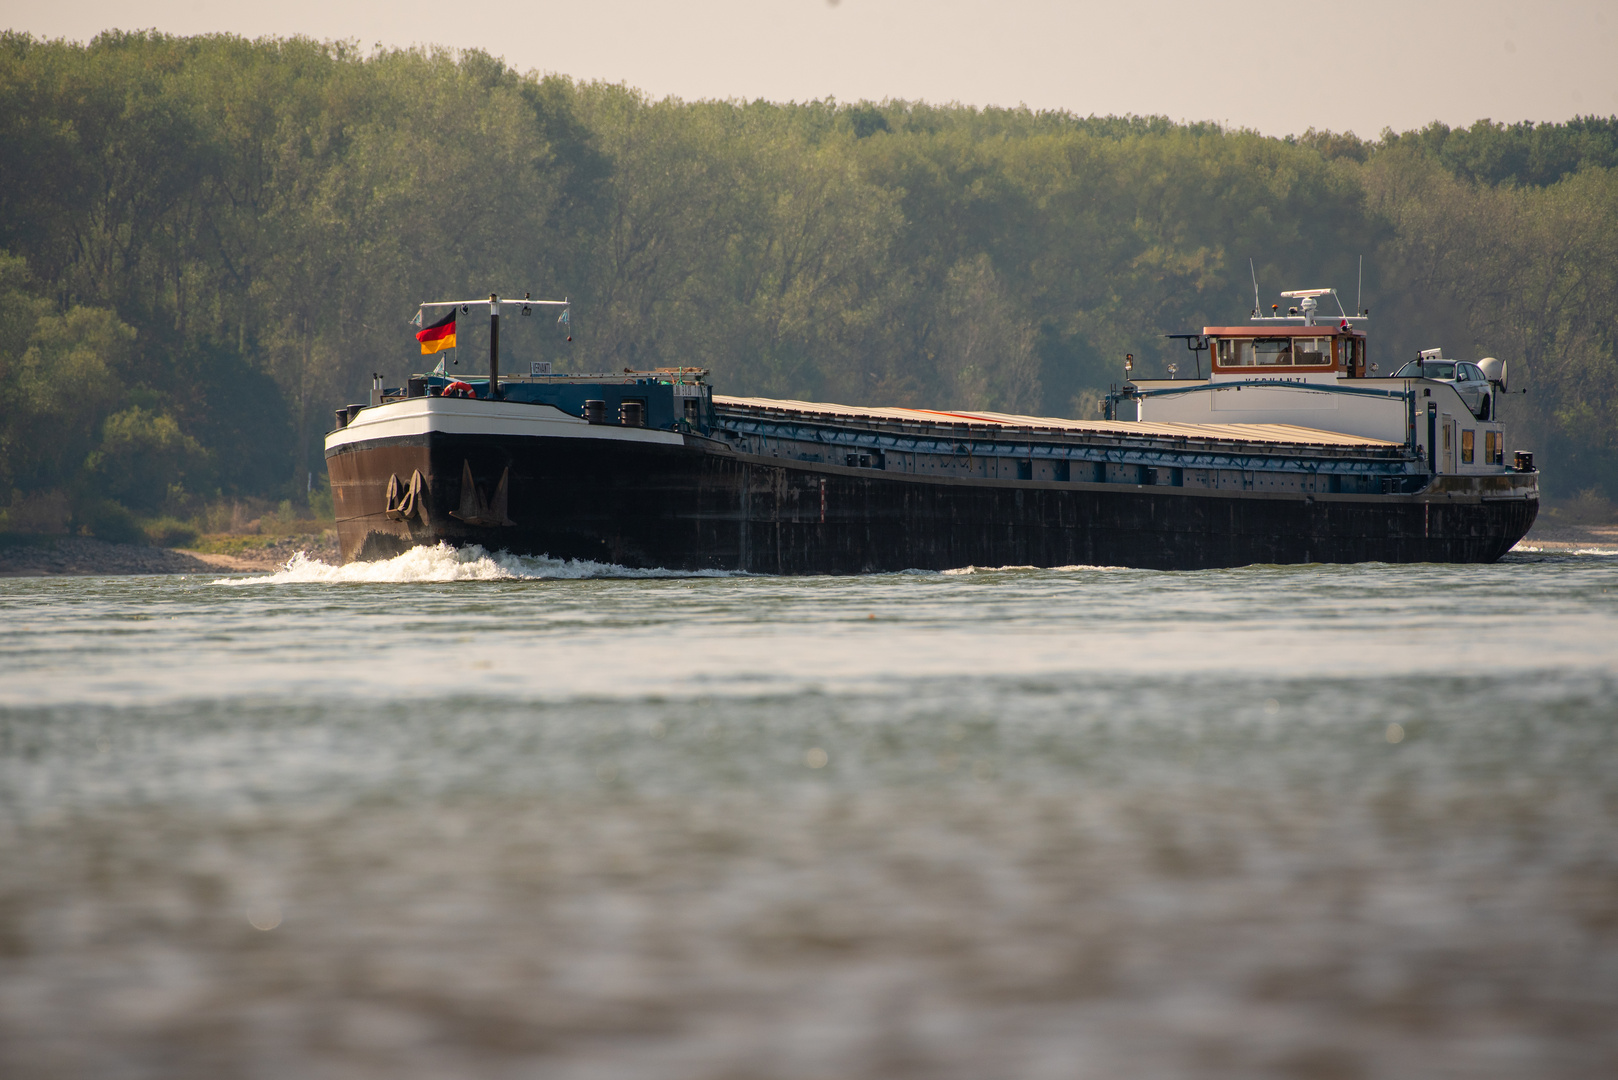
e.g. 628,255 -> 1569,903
2,30 -> 1615,535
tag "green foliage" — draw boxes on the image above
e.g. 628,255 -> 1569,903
1382,117 -> 1618,188
85,406 -> 208,513
258,498 -> 326,536
0,31 -> 1615,507
141,516 -> 199,548
1361,153 -> 1618,494
1544,488 -> 1618,525
268,500 -> 299,532
73,498 -> 144,545
307,477 -> 334,521
845,104 -> 890,139
0,261 -> 136,498
0,490 -> 72,534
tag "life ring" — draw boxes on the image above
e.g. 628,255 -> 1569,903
442,381 -> 477,399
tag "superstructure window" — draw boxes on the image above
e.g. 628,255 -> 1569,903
1216,338 -> 1295,366
1254,339 -> 1293,366
1461,429 -> 1475,464
1294,338 -> 1331,365
1338,337 -> 1360,371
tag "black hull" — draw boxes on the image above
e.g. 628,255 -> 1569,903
327,432 -> 1538,573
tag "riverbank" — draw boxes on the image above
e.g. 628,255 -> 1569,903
0,521 -> 1608,577
0,532 -> 340,577
1517,520 -> 1618,551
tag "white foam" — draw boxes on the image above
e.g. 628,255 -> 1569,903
940,563 -> 1132,575
216,543 -> 744,585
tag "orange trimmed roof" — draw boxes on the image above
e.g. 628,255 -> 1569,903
1203,326 -> 1364,336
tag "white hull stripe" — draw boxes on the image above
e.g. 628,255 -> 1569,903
324,398 -> 686,452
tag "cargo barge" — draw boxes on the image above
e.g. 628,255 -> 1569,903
324,290 -> 1538,572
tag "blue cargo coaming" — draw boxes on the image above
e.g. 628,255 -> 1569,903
712,412 -> 1425,481
413,372 -> 712,433
383,378 -> 1424,482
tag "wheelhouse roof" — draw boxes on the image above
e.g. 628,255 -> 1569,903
1202,326 -> 1365,337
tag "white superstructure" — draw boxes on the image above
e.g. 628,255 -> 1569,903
1128,290 -> 1515,477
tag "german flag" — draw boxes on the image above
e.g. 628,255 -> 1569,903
416,310 -> 456,354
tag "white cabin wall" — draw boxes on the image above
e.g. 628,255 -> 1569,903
1137,383 -> 1409,443
1135,378 -> 1507,472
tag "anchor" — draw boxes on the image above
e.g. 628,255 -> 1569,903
449,460 -> 514,527
383,469 -> 431,525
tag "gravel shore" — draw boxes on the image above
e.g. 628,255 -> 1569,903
0,533 -> 340,577
0,521 -> 1609,578
1518,521 -> 1618,551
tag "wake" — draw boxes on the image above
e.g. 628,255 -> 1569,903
215,543 -> 745,584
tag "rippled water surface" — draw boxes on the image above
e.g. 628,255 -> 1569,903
2,546 -> 1616,1079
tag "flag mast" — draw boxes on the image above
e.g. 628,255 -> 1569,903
489,294 -> 500,399
415,293 -> 570,398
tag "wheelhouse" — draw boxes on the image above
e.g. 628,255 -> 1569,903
1206,326 -> 1367,377
1126,285 -> 1518,475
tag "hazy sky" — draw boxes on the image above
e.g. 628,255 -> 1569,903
9,0 -> 1618,137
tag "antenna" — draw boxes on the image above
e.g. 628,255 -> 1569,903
1249,259 -> 1260,317
1356,255 -> 1363,314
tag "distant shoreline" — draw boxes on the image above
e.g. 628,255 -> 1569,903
1511,522 -> 1618,552
0,533 -> 341,577
1,523 -> 1610,578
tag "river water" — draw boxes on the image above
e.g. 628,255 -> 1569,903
2,545 -> 1616,1079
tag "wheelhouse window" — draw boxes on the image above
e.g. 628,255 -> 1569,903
1215,338 -> 1296,366
1337,337 -> 1360,370
1293,338 -> 1332,365
1254,339 -> 1293,366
